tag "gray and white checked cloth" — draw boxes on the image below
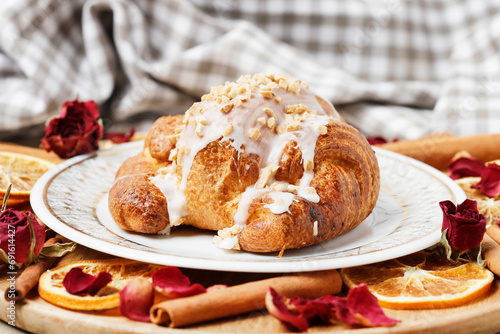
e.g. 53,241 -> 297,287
1,0 -> 500,145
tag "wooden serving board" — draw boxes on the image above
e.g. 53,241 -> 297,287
1,142 -> 500,334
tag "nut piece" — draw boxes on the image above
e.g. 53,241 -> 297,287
257,117 -> 266,126
264,107 -> 276,118
220,103 -> 234,113
195,123 -> 204,137
287,184 -> 299,194
304,159 -> 314,172
255,164 -> 278,189
249,128 -> 261,140
223,123 -> 234,137
195,115 -> 208,125
318,125 -> 328,135
267,117 -> 276,131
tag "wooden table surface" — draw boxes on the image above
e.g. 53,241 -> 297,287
1,142 -> 500,334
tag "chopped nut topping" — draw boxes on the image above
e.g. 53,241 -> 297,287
264,107 -> 276,118
318,125 -> 328,135
275,124 -> 286,135
286,104 -> 309,114
257,117 -> 266,126
289,81 -> 301,94
166,134 -> 180,145
218,228 -> 230,239
271,182 -> 286,192
260,90 -> 275,99
195,123 -> 204,137
255,164 -> 278,189
177,145 -> 189,166
287,185 -> 299,194
234,98 -> 243,107
267,117 -> 276,131
174,126 -> 184,134
189,118 -> 197,129
249,128 -> 261,140
304,160 -> 314,172
223,123 -> 234,137
275,97 -> 282,103
168,148 -> 178,162
195,115 -> 208,125
213,225 -> 241,250
220,103 -> 234,113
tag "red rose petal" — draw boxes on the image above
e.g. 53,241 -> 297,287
62,267 -> 112,296
448,157 -> 485,180
265,287 -> 310,332
105,127 -> 136,144
152,267 -> 206,298
346,284 -> 400,327
119,277 -> 154,322
471,163 -> 500,197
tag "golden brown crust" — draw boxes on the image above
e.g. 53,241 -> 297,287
238,121 -> 379,252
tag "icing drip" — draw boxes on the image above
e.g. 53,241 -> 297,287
151,73 -> 341,231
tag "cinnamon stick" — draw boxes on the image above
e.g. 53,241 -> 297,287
482,234 -> 500,277
4,236 -> 63,301
377,133 -> 500,170
150,269 -> 342,328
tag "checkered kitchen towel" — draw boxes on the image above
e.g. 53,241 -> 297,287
0,0 -> 500,144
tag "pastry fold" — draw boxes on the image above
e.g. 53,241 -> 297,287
109,74 -> 380,253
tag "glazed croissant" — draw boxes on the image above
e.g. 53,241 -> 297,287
109,73 -> 380,253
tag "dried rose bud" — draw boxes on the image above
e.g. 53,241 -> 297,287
152,267 -> 206,298
40,99 -> 103,159
105,127 -> 136,144
119,277 -> 154,322
440,199 -> 487,251
62,267 -> 112,296
0,209 -> 45,267
471,163 -> 500,197
447,156 -> 486,180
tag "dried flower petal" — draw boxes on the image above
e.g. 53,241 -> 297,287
447,157 -> 485,180
265,285 -> 398,332
366,136 -> 398,145
119,277 -> 154,322
152,267 -> 206,298
0,209 -> 45,266
440,199 -> 487,251
105,127 -> 136,144
62,267 -> 112,296
345,284 -> 400,327
265,287 -> 309,332
471,164 -> 500,197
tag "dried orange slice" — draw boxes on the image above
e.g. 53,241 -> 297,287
340,251 -> 494,310
38,258 -> 163,310
0,152 -> 55,205
454,176 -> 500,226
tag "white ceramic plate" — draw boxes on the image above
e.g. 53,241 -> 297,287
31,141 -> 466,273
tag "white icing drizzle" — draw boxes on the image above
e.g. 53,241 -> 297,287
264,192 -> 297,214
151,74 -> 341,231
218,236 -> 239,249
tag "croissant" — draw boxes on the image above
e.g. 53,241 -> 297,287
109,73 -> 380,253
